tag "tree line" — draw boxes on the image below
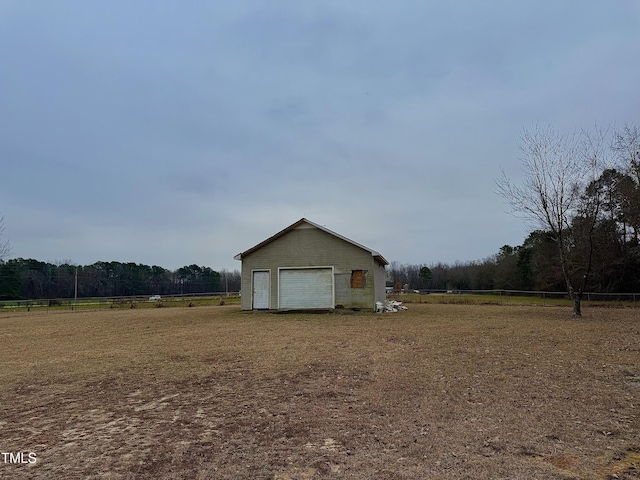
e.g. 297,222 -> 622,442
387,224 -> 640,294
0,259 -> 241,300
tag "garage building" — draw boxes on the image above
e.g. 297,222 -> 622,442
234,218 -> 388,311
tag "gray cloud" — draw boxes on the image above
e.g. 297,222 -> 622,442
1,1 -> 639,269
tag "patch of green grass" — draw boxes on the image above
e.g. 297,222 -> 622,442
0,294 -> 241,313
388,292 -> 569,306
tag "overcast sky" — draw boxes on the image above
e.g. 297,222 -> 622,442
1,1 -> 639,271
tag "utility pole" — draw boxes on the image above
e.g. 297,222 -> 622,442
74,267 -> 78,311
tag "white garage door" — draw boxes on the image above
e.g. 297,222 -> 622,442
279,268 -> 334,309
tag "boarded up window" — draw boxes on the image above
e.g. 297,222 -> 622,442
351,270 -> 366,288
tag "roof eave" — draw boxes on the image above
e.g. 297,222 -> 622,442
374,253 -> 389,266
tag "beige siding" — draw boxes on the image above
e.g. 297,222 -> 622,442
373,260 -> 387,304
239,225 -> 380,310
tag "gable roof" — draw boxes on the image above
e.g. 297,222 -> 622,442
233,218 -> 388,265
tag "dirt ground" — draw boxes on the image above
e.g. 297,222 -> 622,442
0,303 -> 638,479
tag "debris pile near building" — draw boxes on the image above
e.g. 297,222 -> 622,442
376,300 -> 408,313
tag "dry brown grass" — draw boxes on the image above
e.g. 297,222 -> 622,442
0,304 -> 638,479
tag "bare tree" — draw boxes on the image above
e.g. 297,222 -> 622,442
496,125 -> 609,317
0,214 -> 10,261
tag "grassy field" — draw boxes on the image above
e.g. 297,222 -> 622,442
389,292 -> 640,308
0,304 -> 638,479
3,291 -> 637,313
